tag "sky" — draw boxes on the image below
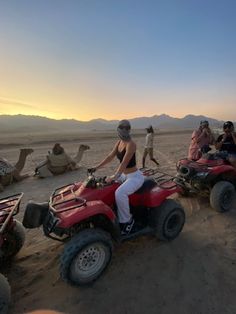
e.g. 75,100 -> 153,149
0,0 -> 236,121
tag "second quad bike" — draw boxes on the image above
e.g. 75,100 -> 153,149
176,152 -> 236,212
23,169 -> 186,286
0,193 -> 25,314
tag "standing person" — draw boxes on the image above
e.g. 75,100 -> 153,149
142,125 -> 159,168
215,121 -> 236,167
0,148 -> 34,191
188,120 -> 214,161
90,119 -> 144,235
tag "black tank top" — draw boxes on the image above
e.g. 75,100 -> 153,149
116,147 -> 136,168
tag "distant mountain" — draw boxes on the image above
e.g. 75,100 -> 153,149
0,114 -> 225,133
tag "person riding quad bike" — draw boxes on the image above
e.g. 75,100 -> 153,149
23,167 -> 186,286
215,121 -> 236,168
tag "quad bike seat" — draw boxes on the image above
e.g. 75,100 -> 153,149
135,178 -> 157,194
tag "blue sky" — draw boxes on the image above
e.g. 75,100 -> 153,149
0,0 -> 236,120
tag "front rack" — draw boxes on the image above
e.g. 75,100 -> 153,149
0,192 -> 23,234
49,183 -> 86,213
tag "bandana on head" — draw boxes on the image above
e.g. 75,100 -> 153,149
200,120 -> 209,127
117,119 -> 131,141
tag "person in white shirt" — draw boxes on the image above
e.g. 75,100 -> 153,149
142,125 -> 159,168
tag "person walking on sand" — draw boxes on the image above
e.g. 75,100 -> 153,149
142,125 -> 159,168
0,148 -> 34,191
188,120 -> 215,161
89,119 -> 144,235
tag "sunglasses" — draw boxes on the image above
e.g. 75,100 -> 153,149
118,126 -> 130,130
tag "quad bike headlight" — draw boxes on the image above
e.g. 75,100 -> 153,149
178,166 -> 194,178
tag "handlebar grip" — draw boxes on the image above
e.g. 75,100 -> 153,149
87,167 -> 96,174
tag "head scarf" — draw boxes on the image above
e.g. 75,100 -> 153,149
117,119 -> 131,141
200,120 -> 209,128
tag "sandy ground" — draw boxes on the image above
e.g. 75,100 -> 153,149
1,130 -> 236,314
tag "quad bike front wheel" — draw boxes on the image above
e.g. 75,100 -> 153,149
0,273 -> 11,314
0,220 -> 25,261
210,181 -> 236,212
154,199 -> 186,241
60,228 -> 113,286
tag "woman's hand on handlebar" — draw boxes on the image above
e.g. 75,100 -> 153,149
105,175 -> 115,184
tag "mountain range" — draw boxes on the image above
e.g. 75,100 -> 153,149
0,114 -> 225,133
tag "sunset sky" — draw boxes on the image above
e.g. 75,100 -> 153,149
0,0 -> 236,121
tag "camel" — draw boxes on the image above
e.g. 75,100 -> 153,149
35,144 -> 90,178
0,148 -> 34,191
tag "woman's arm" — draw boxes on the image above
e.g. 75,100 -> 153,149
95,141 -> 119,170
191,130 -> 203,144
231,132 -> 236,144
205,128 -> 215,144
215,135 -> 225,150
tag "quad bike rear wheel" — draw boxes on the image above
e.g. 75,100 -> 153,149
210,181 -> 235,212
60,228 -> 113,286
0,220 -> 25,261
0,273 -> 11,314
154,199 -> 185,241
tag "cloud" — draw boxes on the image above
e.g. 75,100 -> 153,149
0,97 -> 37,109
0,97 -> 60,114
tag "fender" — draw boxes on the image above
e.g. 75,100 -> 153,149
208,165 -> 236,176
55,200 -> 116,228
143,186 -> 181,207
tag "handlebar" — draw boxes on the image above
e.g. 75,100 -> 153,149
87,168 -> 96,176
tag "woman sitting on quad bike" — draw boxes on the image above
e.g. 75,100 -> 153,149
188,120 -> 215,161
90,119 -> 144,235
215,121 -> 236,168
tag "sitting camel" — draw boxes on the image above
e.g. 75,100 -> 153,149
0,148 -> 34,191
35,143 -> 90,178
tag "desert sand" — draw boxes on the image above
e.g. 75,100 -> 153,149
1,130 -> 236,314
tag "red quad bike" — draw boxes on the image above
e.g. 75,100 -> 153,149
23,169 -> 185,286
0,193 -> 25,314
176,152 -> 236,212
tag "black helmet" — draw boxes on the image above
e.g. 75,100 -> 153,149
223,121 -> 234,129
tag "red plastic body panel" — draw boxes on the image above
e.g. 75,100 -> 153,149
56,200 -> 116,228
178,158 -> 236,176
132,186 -> 181,207
209,165 -> 236,176
50,177 -> 180,227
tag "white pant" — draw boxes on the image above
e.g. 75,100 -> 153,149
115,170 -> 144,223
